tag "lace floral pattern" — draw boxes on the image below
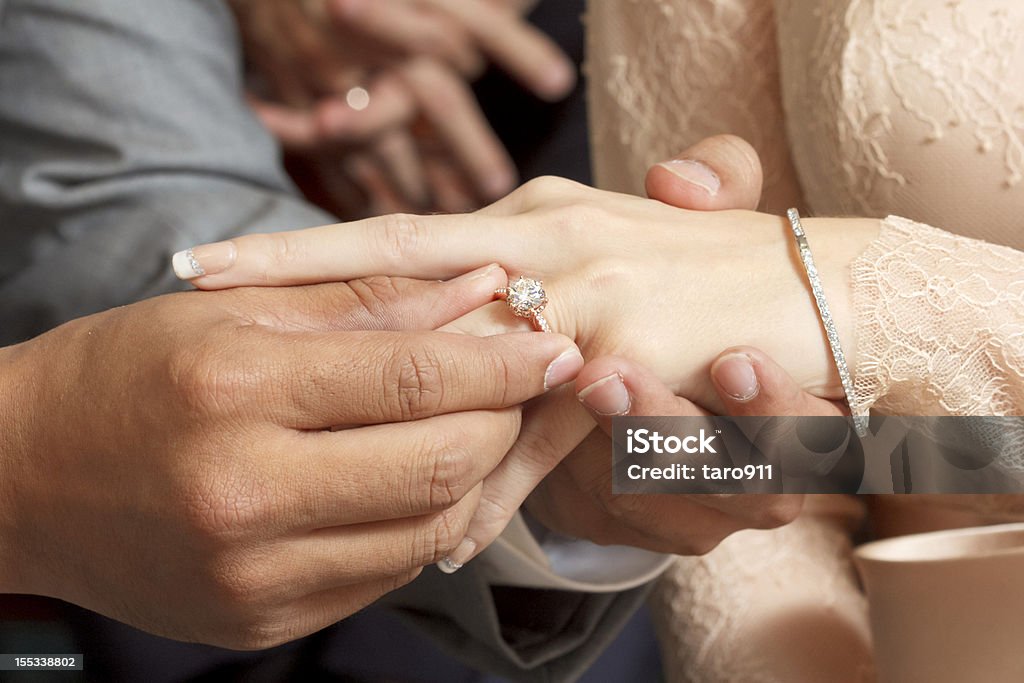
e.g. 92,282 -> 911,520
775,0 -> 1024,248
585,0 -> 804,213
851,215 -> 1024,416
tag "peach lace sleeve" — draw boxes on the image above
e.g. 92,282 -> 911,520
851,216 -> 1024,417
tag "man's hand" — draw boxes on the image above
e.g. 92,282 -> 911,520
0,268 -> 583,648
533,344 -> 845,552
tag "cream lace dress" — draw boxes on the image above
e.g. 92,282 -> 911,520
586,0 -> 1024,680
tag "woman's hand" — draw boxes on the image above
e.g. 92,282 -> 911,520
177,183 -> 878,408
174,168 -> 878,567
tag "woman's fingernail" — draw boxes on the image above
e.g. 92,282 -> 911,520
172,242 -> 237,281
659,159 -> 721,197
577,373 -> 631,416
713,353 -> 759,401
544,348 -> 585,391
438,537 -> 477,574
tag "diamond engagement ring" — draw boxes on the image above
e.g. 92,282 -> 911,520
495,276 -> 551,332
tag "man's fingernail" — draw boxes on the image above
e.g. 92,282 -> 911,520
712,353 -> 759,401
172,242 -> 237,281
577,373 -> 631,416
438,537 -> 477,574
544,348 -> 585,391
659,159 -> 721,197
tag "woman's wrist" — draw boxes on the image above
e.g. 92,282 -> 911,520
702,213 -> 880,406
792,216 -> 882,397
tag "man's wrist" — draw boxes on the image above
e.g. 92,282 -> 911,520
0,317 -> 93,594
0,342 -> 30,591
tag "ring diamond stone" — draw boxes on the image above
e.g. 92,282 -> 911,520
495,276 -> 551,332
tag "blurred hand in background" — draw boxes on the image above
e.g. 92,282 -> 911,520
227,0 -> 576,217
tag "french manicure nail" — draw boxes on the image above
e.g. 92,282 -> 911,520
544,348 -> 585,391
438,537 -> 477,574
713,353 -> 759,401
577,373 -> 631,416
172,241 -> 237,280
659,159 -> 721,197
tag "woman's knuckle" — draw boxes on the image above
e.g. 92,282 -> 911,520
540,202 -> 606,245
517,176 -> 584,208
578,257 -> 632,294
376,213 -> 428,267
258,232 -> 303,273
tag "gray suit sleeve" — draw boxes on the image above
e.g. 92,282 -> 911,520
0,1 -> 650,678
0,0 -> 330,344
